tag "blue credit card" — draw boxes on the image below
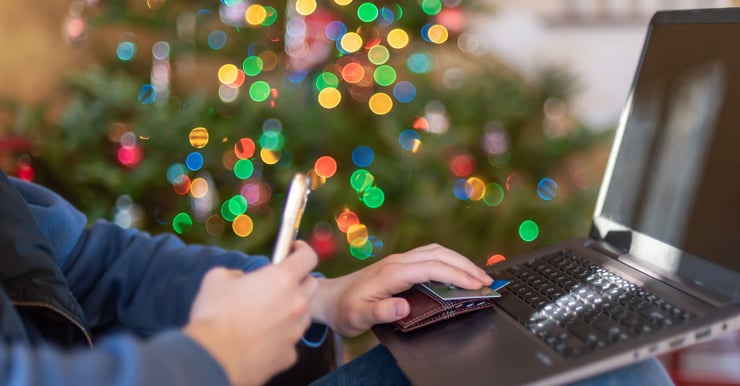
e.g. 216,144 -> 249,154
490,279 -> 511,291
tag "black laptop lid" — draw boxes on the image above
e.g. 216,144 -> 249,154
590,8 -> 740,301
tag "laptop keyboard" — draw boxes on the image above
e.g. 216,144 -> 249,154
490,250 -> 695,359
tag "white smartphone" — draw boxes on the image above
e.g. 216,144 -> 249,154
271,173 -> 311,263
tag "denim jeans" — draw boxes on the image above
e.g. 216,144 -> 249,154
310,344 -> 674,386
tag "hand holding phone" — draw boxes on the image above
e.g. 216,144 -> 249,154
271,173 -> 311,263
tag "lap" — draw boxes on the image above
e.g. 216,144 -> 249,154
311,345 -> 674,386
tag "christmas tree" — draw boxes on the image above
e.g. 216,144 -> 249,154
6,0 -> 610,281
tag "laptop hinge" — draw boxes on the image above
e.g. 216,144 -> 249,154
587,241 -> 729,307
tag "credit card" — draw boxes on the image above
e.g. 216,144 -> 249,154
490,279 -> 511,291
420,281 -> 502,301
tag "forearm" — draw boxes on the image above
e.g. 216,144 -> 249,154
65,221 -> 270,335
0,331 -> 229,386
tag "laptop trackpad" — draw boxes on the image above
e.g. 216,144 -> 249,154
374,308 -> 559,386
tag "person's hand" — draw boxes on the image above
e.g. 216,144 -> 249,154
309,243 -> 493,337
183,240 -> 318,386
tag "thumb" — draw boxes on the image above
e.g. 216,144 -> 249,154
372,297 -> 410,324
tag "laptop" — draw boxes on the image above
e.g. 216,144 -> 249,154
374,8 -> 740,386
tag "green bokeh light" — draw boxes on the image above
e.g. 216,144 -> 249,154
261,6 -> 278,26
220,201 -> 237,221
421,0 -> 442,15
357,2 -> 379,22
518,220 -> 539,242
228,195 -> 248,216
242,56 -> 264,76
259,131 -> 285,151
316,72 -> 339,91
374,65 -> 397,87
482,183 -> 505,207
234,159 -> 254,180
350,169 -> 375,192
172,212 -> 193,234
362,186 -> 385,208
249,80 -> 271,102
350,241 -> 373,260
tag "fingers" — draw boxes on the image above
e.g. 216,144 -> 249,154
390,244 -> 493,286
394,260 -> 486,290
277,240 -> 318,281
372,297 -> 410,324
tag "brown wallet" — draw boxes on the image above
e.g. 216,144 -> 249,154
392,284 -> 496,332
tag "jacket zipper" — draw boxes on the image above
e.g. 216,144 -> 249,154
12,300 -> 93,349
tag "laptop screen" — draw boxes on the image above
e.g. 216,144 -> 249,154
594,13 -> 740,280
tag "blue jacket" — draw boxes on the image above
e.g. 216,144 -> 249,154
0,172 -> 325,385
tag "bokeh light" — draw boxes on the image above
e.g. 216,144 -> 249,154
234,138 -> 256,159
352,146 -> 374,167
318,87 -> 342,109
340,32 -> 363,53
234,159 -> 255,179
189,127 -> 209,148
242,56 -> 264,76
116,41 -> 136,61
218,64 -> 239,84
362,186 -> 385,208
336,209 -> 360,232
519,220 -> 540,242
368,45 -> 390,65
185,152 -> 204,171
482,183 -> 505,207
314,156 -> 338,178
172,212 -> 193,234
347,223 -> 369,246
245,4 -> 267,26
232,214 -> 254,237
249,81 -> 271,102
387,28 -> 409,49
138,84 -> 156,104
537,178 -> 558,201
368,92 -> 393,115
486,254 -> 506,267
208,30 -> 227,49
190,177 -> 209,198
350,169 -> 374,192
393,81 -> 416,103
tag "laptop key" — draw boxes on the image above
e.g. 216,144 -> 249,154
494,293 -> 538,323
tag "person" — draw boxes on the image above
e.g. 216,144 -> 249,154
0,168 -> 674,386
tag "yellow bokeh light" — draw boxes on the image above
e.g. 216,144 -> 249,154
466,177 -> 486,201
260,148 -> 280,165
189,127 -> 209,148
368,92 -> 393,115
318,88 -> 342,109
346,223 -> 369,247
340,32 -> 363,53
232,214 -> 254,237
387,29 -> 409,49
295,0 -> 317,16
427,24 -> 449,44
245,4 -> 267,26
189,177 -> 209,198
367,45 -> 390,65
334,0 -> 352,5
217,64 -> 239,85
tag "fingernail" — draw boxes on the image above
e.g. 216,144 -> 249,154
395,301 -> 409,317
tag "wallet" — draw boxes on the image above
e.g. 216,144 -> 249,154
392,284 -> 496,332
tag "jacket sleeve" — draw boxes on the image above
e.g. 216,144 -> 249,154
8,176 -> 270,335
0,330 -> 230,386
10,176 -> 327,346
